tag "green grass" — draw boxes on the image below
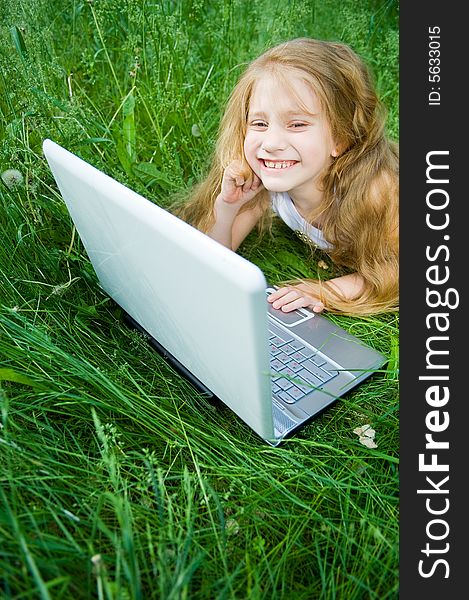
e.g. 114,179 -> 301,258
0,0 -> 399,597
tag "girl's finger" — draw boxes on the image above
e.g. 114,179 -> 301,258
252,175 -> 263,189
227,160 -> 250,184
267,287 -> 290,302
272,291 -> 299,309
268,286 -> 323,312
242,175 -> 253,191
280,297 -> 310,312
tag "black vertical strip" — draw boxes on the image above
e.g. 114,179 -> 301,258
400,2 -> 466,597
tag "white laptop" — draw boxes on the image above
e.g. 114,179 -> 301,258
43,139 -> 386,446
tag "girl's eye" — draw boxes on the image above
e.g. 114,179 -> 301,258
290,122 -> 308,129
251,121 -> 267,128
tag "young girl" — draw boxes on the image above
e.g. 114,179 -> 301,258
174,38 -> 398,315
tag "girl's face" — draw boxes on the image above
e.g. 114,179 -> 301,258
243,71 -> 338,209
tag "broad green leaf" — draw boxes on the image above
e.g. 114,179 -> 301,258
0,368 -> 44,389
132,162 -> 173,186
10,26 -> 27,60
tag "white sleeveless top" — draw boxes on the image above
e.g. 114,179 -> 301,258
271,192 -> 332,250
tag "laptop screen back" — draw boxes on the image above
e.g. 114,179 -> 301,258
43,139 -> 275,440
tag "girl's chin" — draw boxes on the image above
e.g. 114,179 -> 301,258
259,180 -> 291,193
250,167 -> 292,192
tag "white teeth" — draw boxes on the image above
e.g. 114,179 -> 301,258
264,160 -> 294,169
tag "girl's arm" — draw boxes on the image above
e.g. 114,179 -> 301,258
209,198 -> 265,250
207,160 -> 265,251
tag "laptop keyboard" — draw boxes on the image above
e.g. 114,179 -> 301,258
269,325 -> 339,405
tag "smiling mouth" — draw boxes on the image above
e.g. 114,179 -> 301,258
260,159 -> 298,170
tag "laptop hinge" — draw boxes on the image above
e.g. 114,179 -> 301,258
122,312 -> 215,398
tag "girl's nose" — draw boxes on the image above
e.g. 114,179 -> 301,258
261,124 -> 287,152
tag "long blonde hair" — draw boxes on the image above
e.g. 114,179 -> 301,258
173,38 -> 399,315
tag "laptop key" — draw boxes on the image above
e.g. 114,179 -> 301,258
272,382 -> 281,394
299,347 -> 316,359
288,360 -> 303,373
312,355 -> 327,367
276,391 -> 295,404
291,351 -> 307,363
295,381 -> 313,395
287,386 -> 306,402
289,340 -> 305,351
290,351 -> 306,362
279,367 -> 296,379
270,336 -> 287,348
303,363 -> 328,382
297,368 -> 323,388
321,367 -> 340,379
276,378 -> 293,391
270,359 -> 284,371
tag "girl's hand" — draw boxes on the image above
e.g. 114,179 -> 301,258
207,160 -> 264,250
218,160 -> 263,209
267,285 -> 325,313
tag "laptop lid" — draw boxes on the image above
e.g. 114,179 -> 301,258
42,139 -> 276,441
